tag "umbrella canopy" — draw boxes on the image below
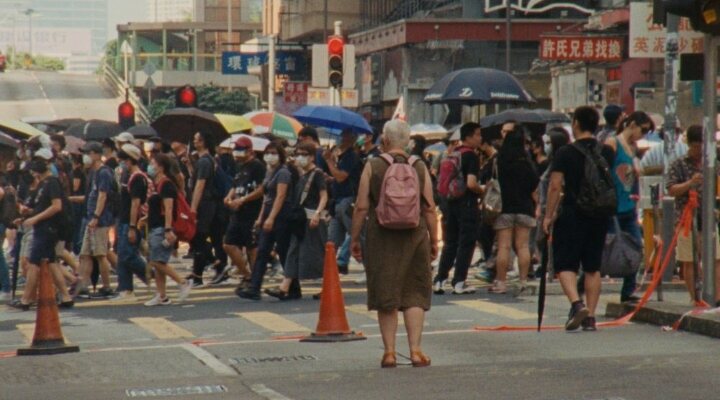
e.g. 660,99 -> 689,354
410,123 -> 448,141
152,108 -> 228,144
127,125 -> 159,140
66,120 -> 123,141
424,141 -> 447,155
216,113 -> 253,134
293,106 -> 372,135
424,68 -> 535,105
480,108 -> 570,128
0,131 -> 20,149
243,111 -> 302,140
45,118 -> 86,132
219,134 -> 270,152
0,119 -> 47,139
63,135 -> 86,155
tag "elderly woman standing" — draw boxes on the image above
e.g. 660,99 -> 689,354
351,119 -> 439,369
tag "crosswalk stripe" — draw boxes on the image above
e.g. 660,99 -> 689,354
235,312 -> 310,333
129,317 -> 194,339
345,304 -> 377,320
450,300 -> 535,320
16,323 -> 71,344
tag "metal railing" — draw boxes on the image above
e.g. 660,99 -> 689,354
101,62 -> 151,124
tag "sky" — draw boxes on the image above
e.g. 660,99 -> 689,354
107,0 -> 150,39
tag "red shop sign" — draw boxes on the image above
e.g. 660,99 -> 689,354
540,36 -> 624,62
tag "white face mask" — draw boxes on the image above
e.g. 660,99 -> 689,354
233,150 -> 246,159
264,153 -> 279,166
82,154 -> 92,166
296,155 -> 309,168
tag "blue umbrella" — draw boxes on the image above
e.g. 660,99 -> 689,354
424,68 -> 535,105
293,106 -> 373,135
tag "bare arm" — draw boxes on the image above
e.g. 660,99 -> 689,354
191,179 -> 205,213
325,160 -> 350,183
72,178 -> 81,193
350,164 -> 372,261
421,165 -> 439,259
542,171 -> 564,234
27,198 -> 61,226
266,183 -> 287,222
129,198 -> 141,226
466,174 -> 482,194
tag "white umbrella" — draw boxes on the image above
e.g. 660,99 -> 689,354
220,134 -> 270,152
410,123 -> 448,141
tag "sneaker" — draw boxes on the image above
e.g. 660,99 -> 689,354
354,275 -> 367,285
581,316 -> 597,332
565,302 -> 590,331
110,291 -> 137,302
9,299 -> 30,311
433,279 -> 446,295
452,281 -> 476,295
75,288 -> 91,299
177,281 -> 192,302
264,287 -> 290,300
338,264 -> 349,275
209,265 -> 233,286
91,287 -> 115,299
235,287 -> 261,301
144,295 -> 171,307
620,295 -> 641,304
474,269 -> 495,283
190,279 -> 204,289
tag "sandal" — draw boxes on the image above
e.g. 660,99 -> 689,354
381,352 -> 397,368
410,351 -> 431,368
488,281 -> 507,294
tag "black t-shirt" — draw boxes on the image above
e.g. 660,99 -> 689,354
120,172 -> 148,224
148,180 -> 178,229
452,146 -> 480,203
550,138 -> 615,209
192,154 -> 215,202
478,153 -> 497,185
293,168 -> 326,210
231,158 -> 265,220
72,167 -> 86,196
32,176 -> 63,230
535,158 -> 550,177
105,157 -> 119,170
498,158 -> 539,216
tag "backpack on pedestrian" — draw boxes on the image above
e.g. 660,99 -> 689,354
375,154 -> 421,230
481,158 -> 502,225
571,142 -> 617,218
158,179 -> 196,242
436,147 -> 473,200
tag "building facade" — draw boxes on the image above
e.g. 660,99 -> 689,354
149,0 -> 195,23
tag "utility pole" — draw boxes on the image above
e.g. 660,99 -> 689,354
702,35 -> 718,305
324,0 -> 329,41
24,8 -> 34,57
505,0 -> 511,72
663,14 -> 680,157
268,34 -> 275,112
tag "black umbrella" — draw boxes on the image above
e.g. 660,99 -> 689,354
0,131 -> 20,149
424,68 -> 535,105
538,228 -> 553,332
128,124 -> 159,139
480,109 -> 570,128
46,118 -> 86,133
66,120 -> 123,141
152,108 -> 228,144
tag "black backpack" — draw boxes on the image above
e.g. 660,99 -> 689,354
571,142 -> 617,218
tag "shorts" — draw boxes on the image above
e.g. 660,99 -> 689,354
224,218 -> 256,248
29,228 -> 61,265
494,213 -> 537,230
149,227 -> 173,264
676,231 -> 720,262
80,226 -> 110,257
19,227 -> 34,260
552,209 -> 609,274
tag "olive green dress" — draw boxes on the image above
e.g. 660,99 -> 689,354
364,155 -> 432,312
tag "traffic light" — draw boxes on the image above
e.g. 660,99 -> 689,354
327,35 -> 344,88
658,0 -> 720,35
118,101 -> 135,130
175,85 -> 197,108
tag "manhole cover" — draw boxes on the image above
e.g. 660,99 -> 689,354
126,385 -> 227,397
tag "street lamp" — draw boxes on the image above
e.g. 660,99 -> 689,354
23,8 -> 35,57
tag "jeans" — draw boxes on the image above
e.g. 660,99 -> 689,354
329,197 -> 353,254
337,235 -> 351,267
0,224 -> 10,293
116,223 -> 147,292
436,199 -> 480,285
615,210 -> 642,300
249,209 -> 290,292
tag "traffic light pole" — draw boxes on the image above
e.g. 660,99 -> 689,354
269,35 -> 276,112
663,13 -> 680,155
702,34 -> 718,305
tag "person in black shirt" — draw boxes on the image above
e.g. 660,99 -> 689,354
543,106 -> 614,332
359,131 -> 381,164
113,144 -> 149,300
221,136 -> 266,286
434,122 -> 484,295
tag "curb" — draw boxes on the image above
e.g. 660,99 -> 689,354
605,302 -> 720,339
517,281 -> 687,297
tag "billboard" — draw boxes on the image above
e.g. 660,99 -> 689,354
0,28 -> 92,55
629,2 -> 704,58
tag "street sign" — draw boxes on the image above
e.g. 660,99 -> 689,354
120,40 -> 133,55
144,76 -> 156,90
629,2 -> 704,58
341,89 -> 359,108
283,81 -> 309,104
143,61 -> 157,77
540,36 -> 623,62
307,87 -> 331,106
312,44 -> 329,88
222,51 -> 306,75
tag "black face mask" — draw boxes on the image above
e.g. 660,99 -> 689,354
30,160 -> 48,174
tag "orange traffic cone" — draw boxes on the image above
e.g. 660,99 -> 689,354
301,242 -> 366,342
17,261 -> 79,356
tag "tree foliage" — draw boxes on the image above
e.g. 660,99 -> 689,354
150,85 -> 253,121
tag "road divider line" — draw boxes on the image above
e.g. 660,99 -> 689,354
235,312 -> 310,333
450,300 -> 535,320
179,343 -> 237,376
129,317 -> 194,339
250,384 -> 294,400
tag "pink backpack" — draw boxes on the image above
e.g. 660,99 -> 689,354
376,154 -> 421,230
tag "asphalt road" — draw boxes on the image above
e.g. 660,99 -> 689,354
0,70 -> 120,121
0,259 -> 717,400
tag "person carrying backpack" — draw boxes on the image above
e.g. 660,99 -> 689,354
350,119 -> 438,368
543,106 -> 616,332
433,122 -> 484,295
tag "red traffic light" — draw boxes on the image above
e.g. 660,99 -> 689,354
118,101 -> 135,129
328,36 -> 344,56
176,85 -> 197,108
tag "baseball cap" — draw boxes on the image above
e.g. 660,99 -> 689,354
121,144 -> 142,161
34,148 -> 53,161
115,132 -> 135,143
234,136 -> 253,151
82,141 -> 103,154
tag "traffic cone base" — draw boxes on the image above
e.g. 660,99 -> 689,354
16,260 -> 79,356
302,242 -> 367,343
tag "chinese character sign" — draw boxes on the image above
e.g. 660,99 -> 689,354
283,81 -> 309,104
629,2 -> 704,58
540,37 -> 623,62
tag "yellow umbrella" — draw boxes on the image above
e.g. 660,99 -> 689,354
215,113 -> 253,134
0,119 -> 46,139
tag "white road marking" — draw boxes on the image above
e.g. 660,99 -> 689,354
250,384 -> 294,400
30,71 -> 57,119
179,343 -> 238,376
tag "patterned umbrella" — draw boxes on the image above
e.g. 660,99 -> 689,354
242,111 -> 302,140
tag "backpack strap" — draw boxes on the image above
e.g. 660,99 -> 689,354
299,169 -> 319,207
379,153 -> 395,165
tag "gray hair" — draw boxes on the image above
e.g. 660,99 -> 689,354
382,119 -> 411,150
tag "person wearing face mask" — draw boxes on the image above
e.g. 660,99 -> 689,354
265,142 -> 328,300
221,137 -> 266,288
10,149 -> 74,310
236,142 -> 294,300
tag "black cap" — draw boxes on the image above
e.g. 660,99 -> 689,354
82,141 -> 103,154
